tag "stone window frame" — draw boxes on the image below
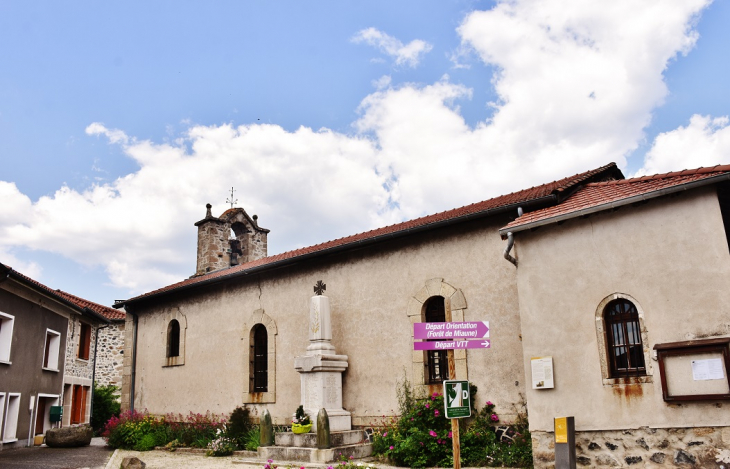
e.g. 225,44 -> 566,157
595,293 -> 652,385
162,310 -> 186,367
242,309 -> 277,404
407,278 -> 468,395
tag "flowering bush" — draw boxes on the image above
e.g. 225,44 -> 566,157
372,392 -> 452,468
164,411 -> 227,447
206,428 -> 237,456
372,386 -> 533,468
102,410 -> 163,450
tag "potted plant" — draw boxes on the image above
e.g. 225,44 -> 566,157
291,405 -> 312,434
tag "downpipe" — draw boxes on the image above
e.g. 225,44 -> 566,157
503,232 -> 518,267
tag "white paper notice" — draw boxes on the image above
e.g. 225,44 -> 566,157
691,358 -> 725,381
531,356 -> 554,389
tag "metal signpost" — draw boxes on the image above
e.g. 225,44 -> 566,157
414,305 -> 490,469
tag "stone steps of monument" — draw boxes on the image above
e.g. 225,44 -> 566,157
275,430 -> 366,448
258,441 -> 373,463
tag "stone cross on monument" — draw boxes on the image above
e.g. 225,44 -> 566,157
294,281 -> 352,432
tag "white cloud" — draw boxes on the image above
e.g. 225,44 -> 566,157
86,122 -> 130,145
372,75 -> 392,90
0,0 -> 715,298
352,27 -> 433,68
638,114 -> 730,175
0,123 -> 387,294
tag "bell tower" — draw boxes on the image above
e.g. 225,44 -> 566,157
193,204 -> 270,276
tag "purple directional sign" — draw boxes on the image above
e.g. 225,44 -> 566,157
414,340 -> 491,351
414,321 -> 489,340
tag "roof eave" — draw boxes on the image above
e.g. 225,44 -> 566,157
499,172 -> 730,237
118,194 -> 557,309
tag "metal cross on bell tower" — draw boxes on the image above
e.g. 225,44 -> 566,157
226,187 -> 238,208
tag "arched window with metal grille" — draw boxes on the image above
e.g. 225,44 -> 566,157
251,324 -> 268,392
424,296 -> 447,384
604,299 -> 646,377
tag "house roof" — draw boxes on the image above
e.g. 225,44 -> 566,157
54,289 -> 125,321
499,164 -> 730,236
0,263 -> 113,323
118,162 -> 623,307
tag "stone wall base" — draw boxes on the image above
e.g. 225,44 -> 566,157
532,426 -> 730,468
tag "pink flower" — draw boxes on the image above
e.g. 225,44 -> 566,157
486,401 -> 493,406
420,442 -> 424,446
383,431 -> 387,437
429,430 -> 437,437
434,410 -> 440,416
389,445 -> 394,450
425,403 -> 430,408
448,431 -> 452,438
490,414 -> 499,422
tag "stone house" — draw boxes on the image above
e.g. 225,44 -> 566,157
115,162 -> 730,467
0,264 -> 108,449
53,290 -> 126,388
500,165 -> 730,467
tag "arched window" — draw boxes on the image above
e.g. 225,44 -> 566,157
167,320 -> 180,358
604,299 -> 646,377
251,324 -> 268,392
424,296 -> 448,384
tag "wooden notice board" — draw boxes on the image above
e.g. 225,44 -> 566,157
654,338 -> 730,402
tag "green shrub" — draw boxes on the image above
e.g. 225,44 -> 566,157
134,432 -> 159,451
372,381 -> 533,468
103,410 -> 161,450
91,383 -> 120,435
226,406 -> 253,449
244,426 -> 260,451
164,411 -> 226,447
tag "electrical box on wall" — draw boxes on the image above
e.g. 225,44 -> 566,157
531,356 -> 555,389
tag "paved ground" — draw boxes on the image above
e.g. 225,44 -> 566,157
0,438 -> 113,469
0,439 -> 500,469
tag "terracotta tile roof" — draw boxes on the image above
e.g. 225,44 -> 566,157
0,263 -> 116,321
501,164 -> 730,235
121,163 -> 622,305
54,289 -> 125,320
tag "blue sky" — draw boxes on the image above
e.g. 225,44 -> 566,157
1,0 -> 729,306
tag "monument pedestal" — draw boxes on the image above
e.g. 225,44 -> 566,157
294,294 -> 351,432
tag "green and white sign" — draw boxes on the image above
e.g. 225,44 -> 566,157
443,380 -> 471,418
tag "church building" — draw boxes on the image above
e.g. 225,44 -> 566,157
116,162 -> 730,467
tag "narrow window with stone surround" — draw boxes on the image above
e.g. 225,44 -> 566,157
595,293 -> 652,384
162,311 -> 186,367
251,324 -> 268,392
167,320 -> 180,358
243,309 -> 277,403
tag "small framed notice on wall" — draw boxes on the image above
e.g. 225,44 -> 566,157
531,356 -> 554,389
654,338 -> 730,402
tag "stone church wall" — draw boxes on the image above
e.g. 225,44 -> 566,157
122,214 -> 528,428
